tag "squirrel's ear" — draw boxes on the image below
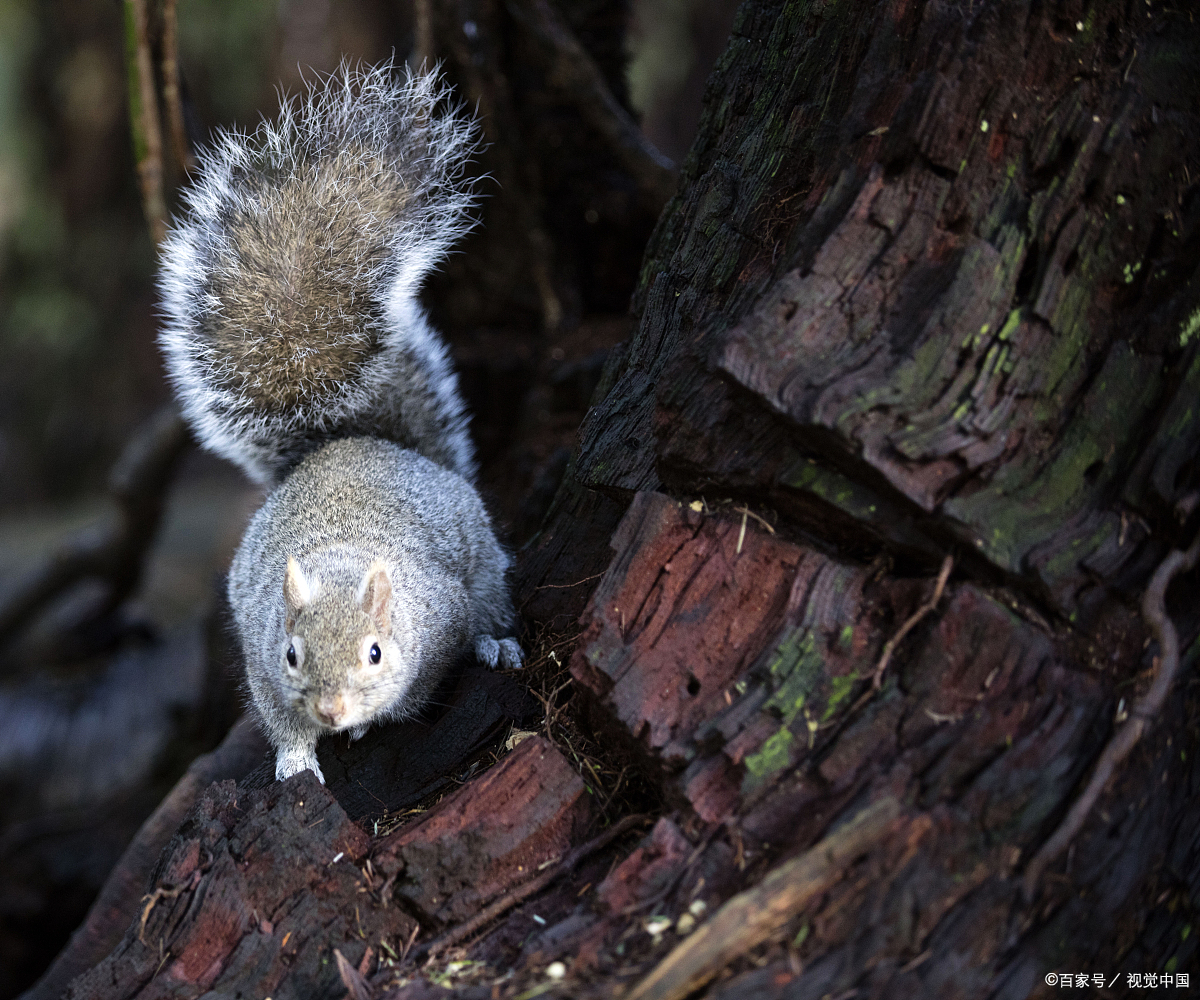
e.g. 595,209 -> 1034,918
284,556 -> 312,630
360,563 -> 392,635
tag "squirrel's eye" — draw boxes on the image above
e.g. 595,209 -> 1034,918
286,644 -> 297,667
369,643 -> 381,664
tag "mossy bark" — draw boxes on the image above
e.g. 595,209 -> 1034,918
518,0 -> 1200,991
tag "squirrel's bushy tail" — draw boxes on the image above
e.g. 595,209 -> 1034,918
158,61 -> 480,486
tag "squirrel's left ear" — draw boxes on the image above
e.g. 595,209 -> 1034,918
284,556 -> 312,630
359,562 -> 392,636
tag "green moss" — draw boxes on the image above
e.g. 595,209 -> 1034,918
781,457 -> 885,524
744,726 -> 794,781
1037,520 -> 1114,581
894,322 -> 954,399
997,309 -> 1020,341
822,673 -> 859,721
1180,307 -> 1200,347
1040,278 -> 1096,398
763,630 -> 822,723
948,343 -> 1160,574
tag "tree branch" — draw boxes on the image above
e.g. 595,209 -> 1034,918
872,554 -> 953,689
505,0 -> 677,209
442,0 -> 564,332
160,0 -> 195,178
123,0 -> 167,245
0,405 -> 187,648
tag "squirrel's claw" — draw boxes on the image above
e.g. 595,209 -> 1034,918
276,750 -> 325,784
497,638 -> 524,670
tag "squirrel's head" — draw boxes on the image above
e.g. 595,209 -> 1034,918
278,556 -> 413,730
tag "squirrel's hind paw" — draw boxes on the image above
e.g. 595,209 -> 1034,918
474,635 -> 525,670
497,638 -> 524,670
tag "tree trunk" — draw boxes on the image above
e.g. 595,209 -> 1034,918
521,0 -> 1200,990
25,0 -> 1200,997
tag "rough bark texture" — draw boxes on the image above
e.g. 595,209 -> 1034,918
515,0 -> 1200,992
23,0 -> 1200,997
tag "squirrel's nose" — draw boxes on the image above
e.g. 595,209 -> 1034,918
315,693 -> 345,726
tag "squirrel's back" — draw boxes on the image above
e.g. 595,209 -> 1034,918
158,62 -> 480,486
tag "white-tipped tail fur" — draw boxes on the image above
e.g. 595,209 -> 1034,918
158,61 -> 479,486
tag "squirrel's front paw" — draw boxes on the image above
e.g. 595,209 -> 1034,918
275,749 -> 325,784
473,635 -> 524,670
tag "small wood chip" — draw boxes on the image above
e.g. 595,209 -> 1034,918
334,948 -> 370,1000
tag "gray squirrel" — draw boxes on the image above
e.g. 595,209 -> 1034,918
157,63 -> 522,783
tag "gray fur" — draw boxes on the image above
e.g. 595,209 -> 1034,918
229,439 -> 519,782
158,61 -> 480,486
160,63 -> 523,783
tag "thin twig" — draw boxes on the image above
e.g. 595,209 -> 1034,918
334,948 -> 371,1000
418,813 -> 650,961
138,869 -> 201,942
872,555 -> 953,690
534,572 -> 604,591
123,0 -> 167,244
160,0 -> 195,177
398,922 -> 420,963
734,505 -> 775,534
1021,530 -> 1200,902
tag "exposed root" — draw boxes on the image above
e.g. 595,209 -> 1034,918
871,555 -> 954,690
1021,529 -> 1200,902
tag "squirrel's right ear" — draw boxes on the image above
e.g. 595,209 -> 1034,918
360,562 -> 392,636
284,556 -> 312,630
